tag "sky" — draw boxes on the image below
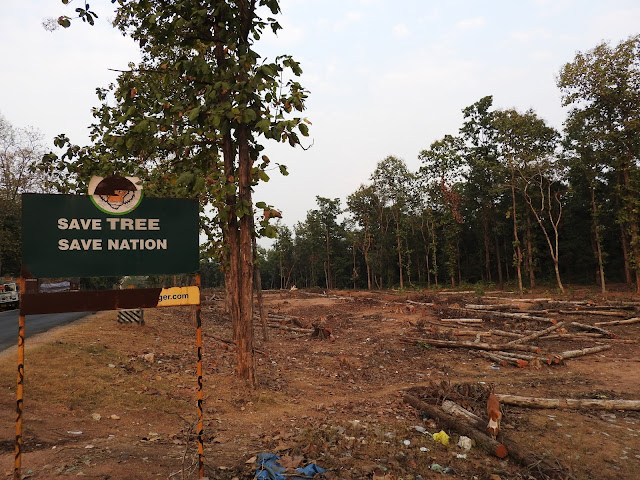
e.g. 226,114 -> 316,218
2,0 -> 640,239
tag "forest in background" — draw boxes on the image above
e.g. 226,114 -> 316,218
2,34 -> 640,296
257,35 -> 640,295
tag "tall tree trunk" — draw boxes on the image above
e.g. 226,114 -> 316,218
457,239 -> 462,286
622,166 -> 640,293
396,222 -> 404,289
483,210 -> 492,283
620,223 -> 632,284
352,242 -> 357,289
510,167 -> 524,294
236,124 -> 255,388
430,217 -> 439,287
365,251 -> 372,289
324,224 -> 331,290
503,236 -> 511,282
222,131 -> 240,343
421,219 -> 431,288
590,187 -> 606,294
522,182 -> 565,295
494,233 -> 504,289
279,248 -> 283,290
526,214 -> 535,289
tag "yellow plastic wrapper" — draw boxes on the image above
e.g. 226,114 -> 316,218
432,430 -> 450,446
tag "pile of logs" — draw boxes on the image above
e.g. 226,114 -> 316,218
403,295 -> 640,368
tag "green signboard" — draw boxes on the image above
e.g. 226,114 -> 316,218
22,194 -> 199,277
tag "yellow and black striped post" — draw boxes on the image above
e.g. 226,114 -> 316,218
15,277 -> 25,480
195,273 -> 204,477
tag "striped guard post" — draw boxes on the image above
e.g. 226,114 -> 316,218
117,308 -> 144,325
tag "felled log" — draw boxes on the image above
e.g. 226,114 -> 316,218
539,333 -> 605,341
505,321 -> 565,346
477,351 -> 552,368
558,309 -> 627,317
440,318 -> 484,323
453,330 -> 490,337
539,335 -> 637,344
407,299 -> 435,307
458,308 -> 556,324
403,394 -> 562,477
441,399 -> 483,424
436,290 -> 476,295
266,323 -> 313,333
495,394 -> 640,411
464,304 -> 515,310
483,296 -> 553,303
569,322 -> 615,338
552,344 -> 611,362
578,304 -> 637,310
595,317 -> 640,326
489,329 -> 525,339
400,337 -> 541,353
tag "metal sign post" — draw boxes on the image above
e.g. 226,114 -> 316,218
14,277 -> 25,480
195,273 -> 204,477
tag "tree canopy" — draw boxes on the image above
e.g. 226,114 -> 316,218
42,0 -> 311,387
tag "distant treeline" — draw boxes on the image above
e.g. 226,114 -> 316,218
257,35 -> 640,294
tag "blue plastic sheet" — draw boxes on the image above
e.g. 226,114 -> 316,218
255,452 -> 326,479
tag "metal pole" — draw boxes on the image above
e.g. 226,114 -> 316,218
195,273 -> 204,477
15,277 -> 25,480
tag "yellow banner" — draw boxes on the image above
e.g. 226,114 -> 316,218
157,286 -> 200,307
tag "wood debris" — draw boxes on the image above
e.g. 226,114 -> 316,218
406,294 -> 639,369
495,394 -> 640,411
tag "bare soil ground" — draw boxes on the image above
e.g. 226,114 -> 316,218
1,287 -> 639,480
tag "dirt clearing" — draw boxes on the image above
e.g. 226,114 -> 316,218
1,287 -> 639,479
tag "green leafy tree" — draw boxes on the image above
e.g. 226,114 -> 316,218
315,196 -> 343,290
563,110 -> 611,292
558,34 -> 640,293
419,135 -> 465,287
494,109 -> 561,293
293,210 -> 325,287
49,0 -> 310,387
273,223 -> 295,289
459,96 -> 506,286
370,156 -> 415,289
346,185 -> 379,289
0,114 -> 50,277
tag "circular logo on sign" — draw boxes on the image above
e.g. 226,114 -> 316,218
88,175 -> 143,215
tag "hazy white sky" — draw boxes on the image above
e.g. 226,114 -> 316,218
2,0 -> 640,231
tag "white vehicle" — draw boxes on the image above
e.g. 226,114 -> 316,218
0,281 -> 19,309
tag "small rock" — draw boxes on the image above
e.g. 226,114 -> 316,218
142,353 -> 154,363
91,413 -> 102,421
110,414 -> 120,420
457,436 -> 473,451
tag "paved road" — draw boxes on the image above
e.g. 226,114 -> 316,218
0,309 -> 92,352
